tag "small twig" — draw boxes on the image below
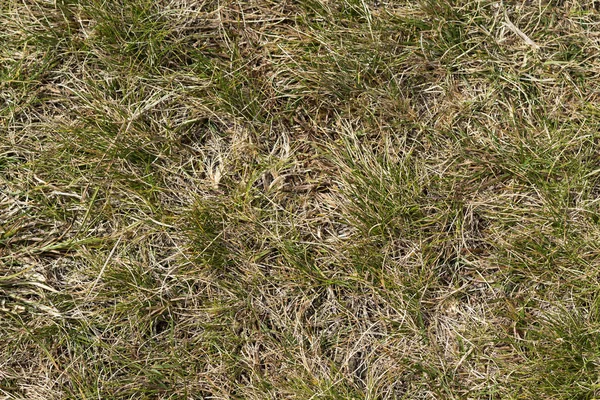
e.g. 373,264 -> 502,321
503,9 -> 540,50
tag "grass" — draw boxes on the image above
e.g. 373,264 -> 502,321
3,0 -> 600,398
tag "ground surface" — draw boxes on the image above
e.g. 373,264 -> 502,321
2,0 -> 600,399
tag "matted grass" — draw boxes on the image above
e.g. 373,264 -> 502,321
3,0 -> 600,398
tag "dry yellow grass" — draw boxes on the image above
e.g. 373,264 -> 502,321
3,0 -> 600,398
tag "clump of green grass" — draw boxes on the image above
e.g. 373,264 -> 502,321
4,0 -> 600,398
